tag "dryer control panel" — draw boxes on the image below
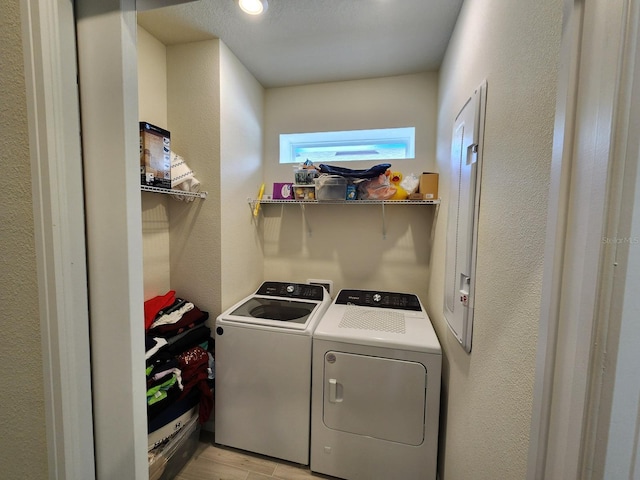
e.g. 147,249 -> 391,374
335,289 -> 422,311
256,281 -> 325,300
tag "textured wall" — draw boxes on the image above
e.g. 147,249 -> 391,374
138,31 -> 265,312
0,1 -> 49,478
138,26 -> 168,129
167,40 -> 222,316
137,33 -> 225,316
264,73 -> 438,188
138,25 -> 172,300
219,41 -> 265,309
262,73 -> 439,300
428,1 -> 562,479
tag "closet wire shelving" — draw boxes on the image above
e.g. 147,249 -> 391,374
141,185 -> 208,199
248,198 -> 440,239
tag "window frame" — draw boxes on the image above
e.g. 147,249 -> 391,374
279,127 -> 416,164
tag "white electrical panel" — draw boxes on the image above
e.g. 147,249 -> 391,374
444,82 -> 486,353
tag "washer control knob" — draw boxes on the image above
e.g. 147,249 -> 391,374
287,285 -> 295,293
373,293 -> 382,303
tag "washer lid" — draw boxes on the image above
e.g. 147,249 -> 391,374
229,297 -> 316,324
218,290 -> 330,332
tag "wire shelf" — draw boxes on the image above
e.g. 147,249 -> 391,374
141,185 -> 207,199
248,197 -> 440,239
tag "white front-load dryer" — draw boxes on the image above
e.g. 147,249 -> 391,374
311,289 -> 442,480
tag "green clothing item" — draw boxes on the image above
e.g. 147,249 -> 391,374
147,374 -> 177,406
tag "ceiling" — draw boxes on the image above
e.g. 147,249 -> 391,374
137,0 -> 465,88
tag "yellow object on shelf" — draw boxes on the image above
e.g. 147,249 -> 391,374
390,171 -> 403,184
253,183 -> 265,217
389,171 -> 408,200
390,186 -> 408,200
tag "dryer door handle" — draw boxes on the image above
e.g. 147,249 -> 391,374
328,378 -> 343,403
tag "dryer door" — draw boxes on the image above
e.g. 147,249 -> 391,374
323,351 -> 427,446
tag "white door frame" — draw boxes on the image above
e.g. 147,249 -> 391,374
75,1 -> 149,479
21,1 -> 195,478
20,0 -> 95,478
580,0 -> 640,476
22,0 -> 148,478
528,0 -> 640,478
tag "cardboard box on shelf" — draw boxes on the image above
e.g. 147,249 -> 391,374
273,182 -> 294,200
419,172 -> 439,200
140,122 -> 171,189
409,193 -> 428,200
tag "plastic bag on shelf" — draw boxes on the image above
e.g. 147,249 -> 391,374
357,173 -> 397,200
400,173 -> 420,195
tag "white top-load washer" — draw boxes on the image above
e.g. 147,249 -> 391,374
311,289 -> 442,480
215,281 -> 331,464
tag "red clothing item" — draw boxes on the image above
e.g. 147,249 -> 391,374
144,291 -> 176,330
177,346 -> 213,423
148,307 -> 209,337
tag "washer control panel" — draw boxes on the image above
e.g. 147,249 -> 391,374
256,281 -> 325,300
335,289 -> 422,311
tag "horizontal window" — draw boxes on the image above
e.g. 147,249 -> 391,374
279,127 -> 415,164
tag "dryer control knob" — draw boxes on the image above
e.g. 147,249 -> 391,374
373,293 -> 382,303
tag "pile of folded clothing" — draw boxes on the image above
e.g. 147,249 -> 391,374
144,290 -> 214,451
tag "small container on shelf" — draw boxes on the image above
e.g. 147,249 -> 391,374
314,175 -> 347,201
294,168 -> 318,185
346,184 -> 357,200
293,185 -> 316,200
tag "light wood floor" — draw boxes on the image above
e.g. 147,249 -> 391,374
175,432 -> 339,480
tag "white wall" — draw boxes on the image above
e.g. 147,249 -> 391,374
262,73 -> 439,298
0,2 -> 48,478
138,30 -> 266,315
430,1 -> 562,479
264,73 -> 438,187
166,39 -> 222,315
137,31 -> 224,314
138,26 -> 171,300
219,42 -> 265,309
138,27 -> 167,129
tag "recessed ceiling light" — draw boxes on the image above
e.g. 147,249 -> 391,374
237,0 -> 268,15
